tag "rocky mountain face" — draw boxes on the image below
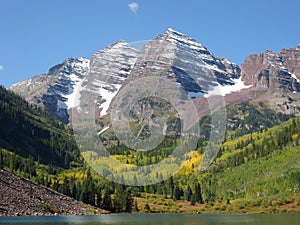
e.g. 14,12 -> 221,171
9,29 -> 300,123
84,40 -> 138,119
241,45 -> 300,114
126,29 -> 241,97
280,44 -> 300,77
10,57 -> 89,123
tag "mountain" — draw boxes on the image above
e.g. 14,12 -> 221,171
10,57 -> 90,123
280,44 -> 300,77
2,30 -> 300,214
126,28 -> 241,89
10,29 -> 249,123
83,40 -> 138,119
241,45 -> 300,114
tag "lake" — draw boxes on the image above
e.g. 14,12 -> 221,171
0,213 -> 299,225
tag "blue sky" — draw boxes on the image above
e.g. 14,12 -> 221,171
0,0 -> 300,87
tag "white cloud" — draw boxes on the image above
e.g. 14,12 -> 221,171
128,2 -> 139,13
0,65 -> 4,71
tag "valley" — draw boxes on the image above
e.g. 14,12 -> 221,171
1,29 -> 300,215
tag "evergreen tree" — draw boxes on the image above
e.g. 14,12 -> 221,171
125,191 -> 133,212
184,184 -> 192,201
144,203 -> 150,212
190,194 -> 196,206
173,186 -> 181,201
9,153 -> 16,172
102,191 -> 112,211
0,149 -> 3,169
168,176 -> 174,198
134,200 -> 139,212
61,176 -> 71,196
195,182 -> 203,204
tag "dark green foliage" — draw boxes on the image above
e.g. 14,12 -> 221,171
134,200 -> 139,212
184,184 -> 192,201
194,182 -> 203,204
199,102 -> 292,141
0,149 -> 37,178
173,186 -> 181,201
190,194 -> 196,206
144,203 -> 150,212
101,190 -> 112,211
1,82 -> 299,211
0,86 -> 80,168
0,86 -> 136,212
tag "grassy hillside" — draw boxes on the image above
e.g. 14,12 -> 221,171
170,115 -> 300,212
126,115 -> 300,213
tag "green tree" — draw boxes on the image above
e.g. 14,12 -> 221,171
173,186 -> 181,201
61,176 -> 71,196
0,149 -> 3,169
190,194 -> 196,206
168,176 -> 174,198
102,191 -> 112,211
134,200 -> 139,212
184,184 -> 192,201
9,153 -> 16,172
144,203 -> 150,212
194,182 -> 203,204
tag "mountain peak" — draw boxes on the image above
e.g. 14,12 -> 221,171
159,28 -> 207,54
12,30 -> 300,124
165,28 -> 185,36
105,40 -> 130,50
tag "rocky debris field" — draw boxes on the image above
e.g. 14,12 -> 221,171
0,169 -> 102,216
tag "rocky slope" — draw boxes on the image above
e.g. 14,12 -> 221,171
241,44 -> 300,114
82,40 -> 138,119
9,29 -> 300,123
126,28 -> 242,96
0,169 -> 101,216
280,44 -> 300,77
10,57 -> 90,123
10,29 -> 248,124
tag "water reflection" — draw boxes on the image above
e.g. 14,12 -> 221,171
0,213 -> 300,225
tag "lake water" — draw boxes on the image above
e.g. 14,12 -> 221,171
0,213 -> 299,225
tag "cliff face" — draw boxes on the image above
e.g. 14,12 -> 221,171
280,44 -> 300,77
10,57 -> 90,123
0,169 -> 101,216
241,49 -> 300,91
9,29 -> 300,123
10,29 -> 244,123
241,45 -> 300,114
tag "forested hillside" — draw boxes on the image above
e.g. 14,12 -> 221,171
133,115 -> 300,213
94,102 -> 300,213
1,84 -> 299,214
0,86 -> 134,214
0,85 -> 80,168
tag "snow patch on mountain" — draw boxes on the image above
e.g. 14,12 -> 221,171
87,41 -> 138,118
97,126 -> 110,135
291,73 -> 300,83
64,76 -> 87,108
204,77 -> 252,97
